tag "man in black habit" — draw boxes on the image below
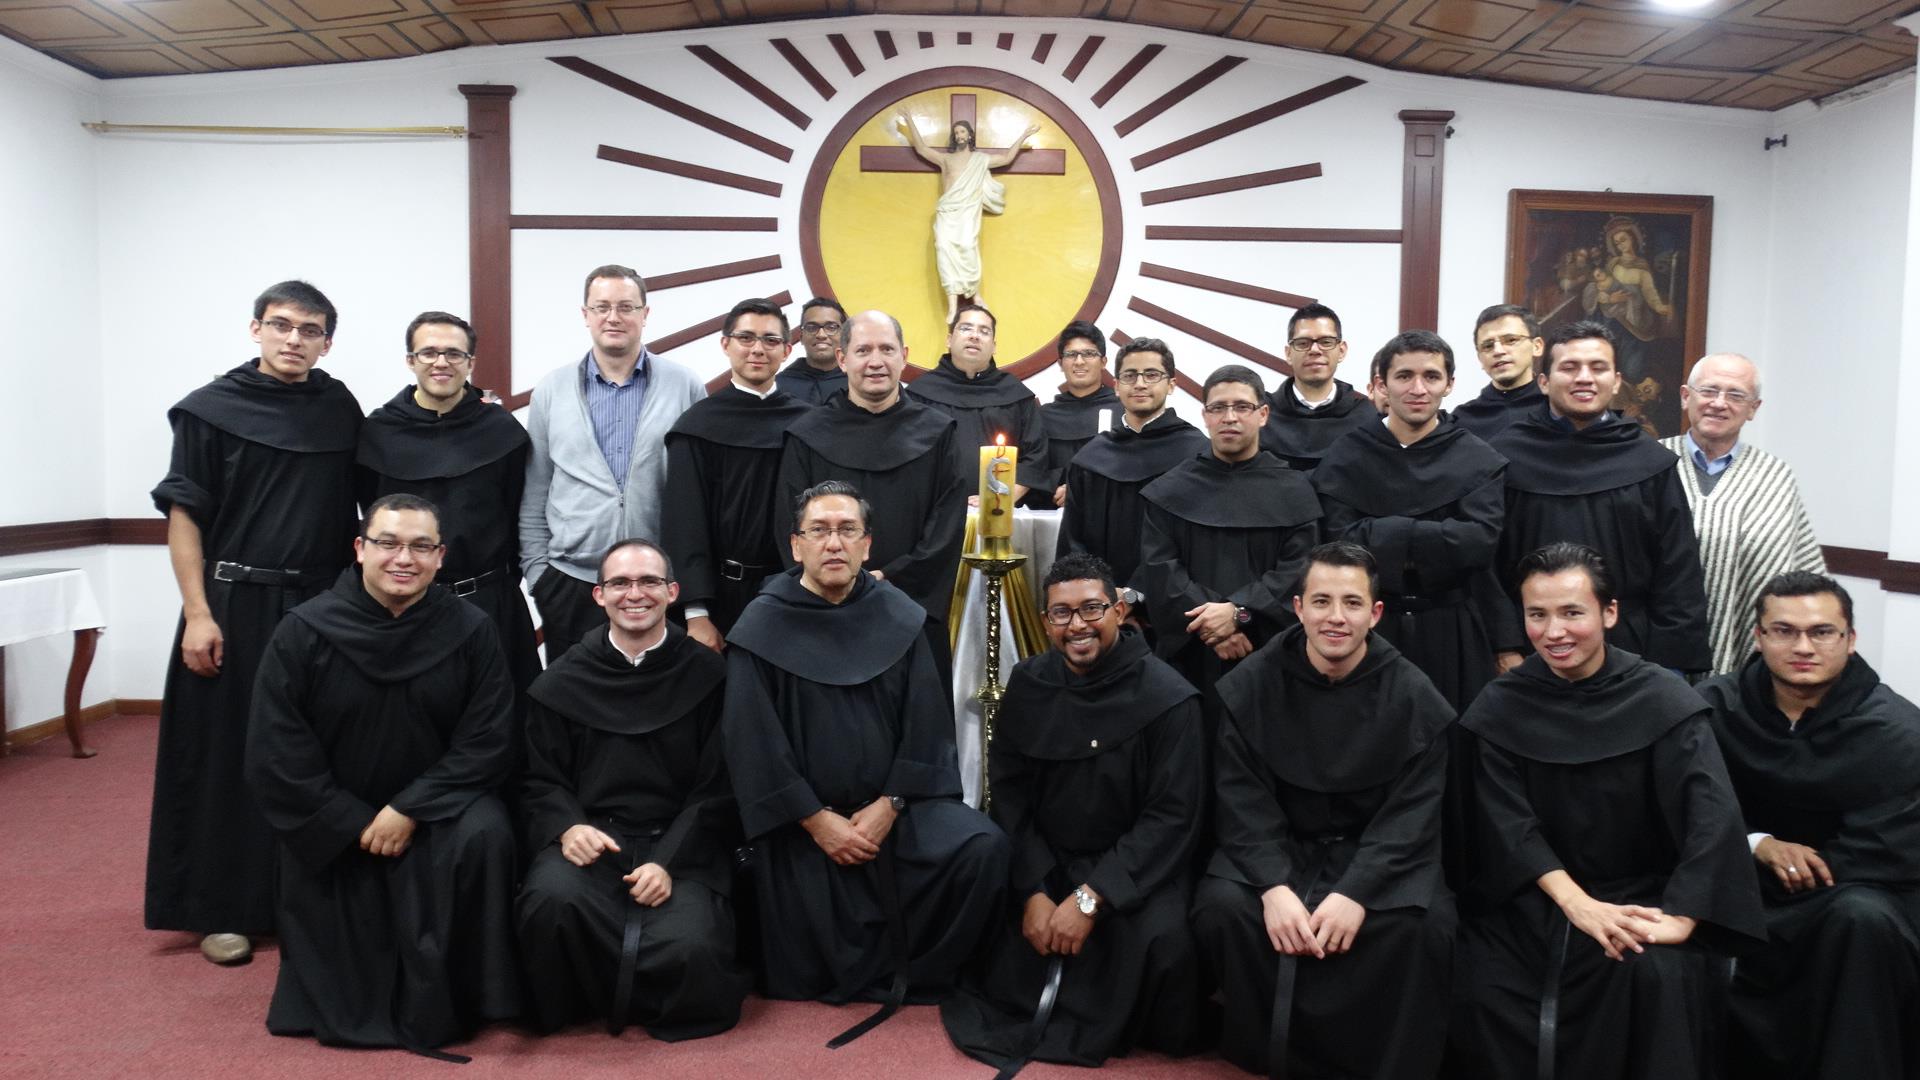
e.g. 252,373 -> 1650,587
1138,364 -> 1320,711
664,298 -> 812,651
1259,303 -> 1377,472
356,310 -> 537,696
941,553 -> 1208,1072
1192,542 -> 1456,1078
1453,542 -> 1765,1080
776,310 -> 968,676
147,280 -> 361,967
723,482 -> 1008,1040
1698,572 -> 1920,1080
1453,303 -> 1547,441
905,302 -> 1049,500
514,539 -> 749,1039
775,296 -> 849,405
1490,319 -> 1712,674
1057,337 -> 1208,603
1027,320 -> 1121,508
245,494 -> 520,1056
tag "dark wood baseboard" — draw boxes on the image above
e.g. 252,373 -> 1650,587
2,699 -> 131,751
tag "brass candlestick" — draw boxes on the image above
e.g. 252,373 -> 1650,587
962,547 -> 1026,812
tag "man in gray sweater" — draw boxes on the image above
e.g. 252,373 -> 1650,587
520,263 -> 706,659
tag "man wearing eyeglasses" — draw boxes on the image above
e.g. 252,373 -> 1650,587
723,481 -> 1007,1036
1658,353 -> 1825,675
514,539 -> 749,1039
1260,303 -> 1377,472
942,552 -> 1208,1072
906,302 -> 1049,502
776,296 -> 850,406
357,311 -> 538,699
1058,337 -> 1208,604
1698,572 -> 1920,1080
520,263 -> 706,662
147,280 -> 361,967
1454,304 -> 1547,441
1027,321 -> 1122,509
246,493 -> 520,1054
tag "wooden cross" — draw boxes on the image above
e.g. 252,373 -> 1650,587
859,92 -> 1067,175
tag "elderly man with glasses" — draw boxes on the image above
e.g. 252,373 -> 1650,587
1659,353 -> 1826,675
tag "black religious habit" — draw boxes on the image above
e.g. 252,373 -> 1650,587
906,354 -> 1050,492
1025,384 -> 1122,507
1451,379 -> 1545,442
146,360 -> 361,935
1260,378 -> 1379,472
776,357 -> 847,405
1057,410 -> 1210,590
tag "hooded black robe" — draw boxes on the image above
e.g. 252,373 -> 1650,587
775,356 -> 847,405
514,623 -> 749,1038
663,385 -> 814,633
941,630 -> 1208,1068
1453,649 -> 1767,1080
356,384 -> 537,696
244,571 -> 520,1052
1452,379 -> 1545,442
146,360 -> 361,935
1025,384 -> 1122,507
722,570 -> 1009,1003
1193,627 -> 1455,1077
1260,377 -> 1379,472
1057,410 -> 1210,590
1700,654 -> 1920,1080
1491,407 -> 1712,672
906,354 -> 1049,493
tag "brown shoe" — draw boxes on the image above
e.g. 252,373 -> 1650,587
200,933 -> 252,965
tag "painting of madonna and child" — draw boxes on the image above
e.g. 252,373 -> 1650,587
1506,190 -> 1713,438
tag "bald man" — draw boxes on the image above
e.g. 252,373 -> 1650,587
1660,353 -> 1825,675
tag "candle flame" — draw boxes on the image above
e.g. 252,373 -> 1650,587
995,433 -> 1007,448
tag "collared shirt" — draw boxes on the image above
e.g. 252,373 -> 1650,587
731,379 -> 777,400
1291,381 -> 1335,410
1683,429 -> 1740,476
609,627 -> 666,666
582,351 -> 650,489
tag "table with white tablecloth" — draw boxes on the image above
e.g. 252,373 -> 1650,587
948,507 -> 1061,807
0,568 -> 105,758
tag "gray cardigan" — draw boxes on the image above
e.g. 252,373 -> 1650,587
518,350 -> 707,584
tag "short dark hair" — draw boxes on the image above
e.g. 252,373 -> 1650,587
1371,329 -> 1455,382
1515,542 -> 1615,608
1473,303 -> 1540,343
599,537 -> 674,582
1116,337 -> 1176,377
950,301 -> 996,333
1042,552 -> 1119,603
1755,570 -> 1853,630
1202,364 -> 1265,401
1056,321 -> 1106,360
583,264 -> 646,305
792,479 -> 872,532
724,297 -> 789,338
1288,302 -> 1342,341
362,492 -> 440,535
839,310 -> 905,352
1298,540 -> 1379,604
254,280 -> 338,339
405,310 -> 474,354
1545,319 -> 1616,355
800,296 -> 847,322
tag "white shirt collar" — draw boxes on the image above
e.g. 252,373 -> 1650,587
609,628 -> 666,666
732,379 -> 778,400
1291,381 -> 1334,410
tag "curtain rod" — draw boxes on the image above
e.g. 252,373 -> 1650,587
82,122 -> 466,137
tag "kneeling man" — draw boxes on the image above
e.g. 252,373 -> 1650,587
1701,571 -> 1920,1080
245,493 -> 519,1056
514,538 -> 749,1038
723,481 -> 1009,1042
942,553 -> 1208,1072
1192,541 -> 1455,1077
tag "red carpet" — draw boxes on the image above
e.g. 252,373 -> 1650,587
0,715 -> 1241,1079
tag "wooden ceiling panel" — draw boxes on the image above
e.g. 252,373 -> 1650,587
1384,0 -> 1565,51
725,0 -> 830,14
1779,35 -> 1914,83
173,31 -> 341,67
1728,0 -> 1919,33
1104,0 -> 1243,35
65,41 -> 209,72
390,13 -> 465,47
117,0 -> 293,38
582,0 -> 709,34
850,0 -> 971,13
0,0 -> 140,45
1644,24 -> 1824,70
1394,37 -> 1497,77
1709,72 -> 1829,108
1590,63 -> 1756,102
263,0 -> 432,26
1345,22 -> 1418,65
1518,8 -> 1702,65
1229,4 -> 1371,53
445,2 -> 591,43
307,20 -> 430,56
1473,50 -> 1623,89
1253,0 -> 1398,14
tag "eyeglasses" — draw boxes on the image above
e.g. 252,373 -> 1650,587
261,317 -> 328,341
362,535 -> 444,557
587,302 -> 643,317
726,331 -> 788,349
409,348 -> 472,364
1758,623 -> 1845,645
599,575 -> 672,593
1116,369 -> 1167,385
1203,401 -> 1262,416
796,524 -> 869,542
1044,600 -> 1114,626
801,320 -> 842,335
1287,336 -> 1341,352
1061,349 -> 1103,362
952,321 -> 995,338
1688,385 -> 1752,405
1476,334 -> 1532,354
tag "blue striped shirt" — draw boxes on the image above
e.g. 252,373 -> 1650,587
581,352 -> 649,489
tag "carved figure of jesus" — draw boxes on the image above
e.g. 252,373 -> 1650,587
897,114 -> 1042,324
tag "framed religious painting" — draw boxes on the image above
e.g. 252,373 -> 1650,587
1505,190 -> 1712,437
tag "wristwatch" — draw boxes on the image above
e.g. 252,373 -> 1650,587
1073,884 -> 1100,917
1233,604 -> 1252,625
1119,586 -> 1143,607
888,795 -> 907,812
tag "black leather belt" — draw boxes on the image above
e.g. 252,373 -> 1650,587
720,559 -> 770,582
437,566 -> 510,598
607,821 -> 670,1038
1537,917 -> 1572,1080
992,954 -> 1066,1080
1268,836 -> 1345,1080
826,837 -> 909,1048
209,561 -> 327,587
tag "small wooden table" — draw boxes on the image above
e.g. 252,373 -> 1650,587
0,568 -> 105,759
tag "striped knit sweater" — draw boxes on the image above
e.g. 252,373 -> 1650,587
1661,436 -> 1826,675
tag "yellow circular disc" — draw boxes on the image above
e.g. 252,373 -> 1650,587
816,85 -> 1103,370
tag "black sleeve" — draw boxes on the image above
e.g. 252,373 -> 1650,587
1078,700 -> 1206,914
721,649 -> 823,838
1333,735 -> 1446,912
876,430 -> 968,605
1642,470 -> 1714,673
884,635 -> 964,799
1212,706 -> 1295,890
1013,397 -> 1050,492
1472,736 -> 1563,900
244,624 -> 380,869
151,411 -> 223,529
653,693 -> 744,894
1228,519 -> 1319,626
519,701 -> 589,853
1651,717 -> 1767,950
988,742 -> 1057,899
387,623 -> 517,821
663,435 -> 718,607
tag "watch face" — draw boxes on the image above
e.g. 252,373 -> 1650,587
1075,890 -> 1096,914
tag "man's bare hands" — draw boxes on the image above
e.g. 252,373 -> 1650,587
1043,892 -> 1096,956
849,797 -> 898,848
624,862 -> 672,907
559,824 -> 622,867
1495,650 -> 1525,674
803,809 -> 880,865
1052,484 -> 1068,508
1643,913 -> 1696,946
1213,632 -> 1253,661
1185,601 -> 1240,645
1309,892 -> 1367,955
1021,892 -> 1055,955
1562,893 -> 1662,961
360,805 -> 416,858
686,616 -> 726,653
1755,836 -> 1834,893
1261,885 -> 1323,958
182,614 -> 224,677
